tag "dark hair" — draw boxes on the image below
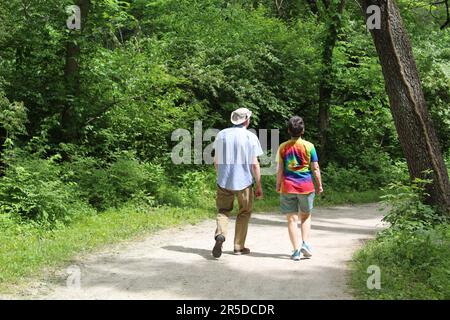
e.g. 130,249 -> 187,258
288,116 -> 305,137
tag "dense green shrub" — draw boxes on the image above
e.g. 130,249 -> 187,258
0,92 -> 28,142
380,177 -> 448,234
156,169 -> 216,208
352,223 -> 450,299
0,151 -> 94,227
323,163 -> 370,192
63,151 -> 165,210
352,177 -> 450,299
322,151 -> 408,193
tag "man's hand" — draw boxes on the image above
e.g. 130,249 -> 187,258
252,156 -> 263,199
255,184 -> 263,200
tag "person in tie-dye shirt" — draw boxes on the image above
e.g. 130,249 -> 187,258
276,116 -> 323,261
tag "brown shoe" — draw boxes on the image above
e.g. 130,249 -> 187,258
233,248 -> 250,255
212,235 -> 225,258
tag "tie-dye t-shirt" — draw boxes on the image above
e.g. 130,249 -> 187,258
276,137 -> 318,194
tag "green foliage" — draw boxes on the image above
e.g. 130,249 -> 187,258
136,0 -> 322,131
156,169 -> 216,208
0,92 -> 28,143
81,39 -> 205,161
351,176 -> 450,299
0,151 -> 94,227
323,154 -> 405,193
324,163 -> 371,192
351,223 -> 450,299
409,20 -> 450,154
63,151 -> 165,210
380,177 -> 448,234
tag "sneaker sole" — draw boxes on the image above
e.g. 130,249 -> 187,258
300,248 -> 312,258
212,238 -> 224,258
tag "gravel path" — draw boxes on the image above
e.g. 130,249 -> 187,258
14,203 -> 385,300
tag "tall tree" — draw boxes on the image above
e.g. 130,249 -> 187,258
307,0 -> 346,165
361,0 -> 450,213
62,0 -> 90,141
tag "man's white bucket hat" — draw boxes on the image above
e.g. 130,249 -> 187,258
231,107 -> 252,125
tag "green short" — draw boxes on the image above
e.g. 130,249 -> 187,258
280,192 -> 315,214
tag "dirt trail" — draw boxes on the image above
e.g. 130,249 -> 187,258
14,203 -> 385,300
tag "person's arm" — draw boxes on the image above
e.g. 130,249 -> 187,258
276,161 -> 283,192
213,133 -> 220,174
311,161 -> 323,194
252,156 -> 263,199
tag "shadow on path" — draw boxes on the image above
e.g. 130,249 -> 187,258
162,246 -> 291,260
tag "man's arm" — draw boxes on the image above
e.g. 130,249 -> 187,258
252,156 -> 263,199
311,161 -> 323,194
212,133 -> 221,174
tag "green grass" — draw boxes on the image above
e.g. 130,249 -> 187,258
350,224 -> 450,299
316,189 -> 383,206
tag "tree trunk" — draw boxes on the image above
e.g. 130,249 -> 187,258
306,0 -> 319,14
361,0 -> 450,213
64,0 -> 90,90
0,127 -> 5,177
62,0 -> 90,141
313,0 -> 345,165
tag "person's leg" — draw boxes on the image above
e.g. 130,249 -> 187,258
281,193 -> 301,260
234,185 -> 253,252
299,213 -> 311,243
298,192 -> 315,258
213,185 -> 234,258
287,213 -> 300,251
299,213 -> 312,258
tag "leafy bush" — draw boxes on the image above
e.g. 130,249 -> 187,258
380,177 -> 448,234
63,151 -> 165,210
352,223 -> 450,299
323,154 -> 407,193
157,169 -> 215,208
359,149 -> 405,186
323,163 -> 370,192
261,174 -> 277,197
0,91 -> 27,142
352,177 -> 450,299
0,151 -> 94,227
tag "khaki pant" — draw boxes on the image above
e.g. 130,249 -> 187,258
215,184 -> 253,251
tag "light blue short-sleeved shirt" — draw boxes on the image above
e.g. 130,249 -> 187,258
213,126 -> 264,191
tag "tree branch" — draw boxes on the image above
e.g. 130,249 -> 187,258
441,0 -> 450,29
431,0 -> 450,29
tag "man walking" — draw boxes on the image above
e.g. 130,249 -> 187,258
212,108 -> 264,258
